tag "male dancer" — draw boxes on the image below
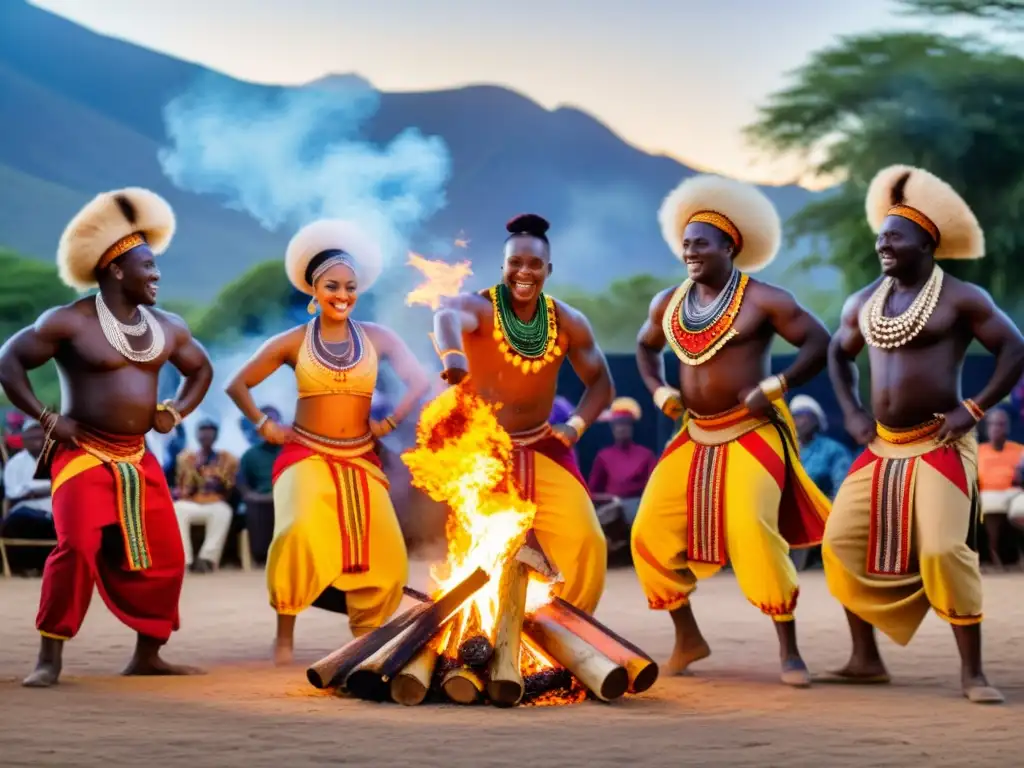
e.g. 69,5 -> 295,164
433,213 -> 614,613
632,175 -> 832,686
0,187 -> 214,686
822,165 -> 1024,704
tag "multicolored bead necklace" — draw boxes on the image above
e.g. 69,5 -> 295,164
663,270 -> 749,366
305,316 -> 365,381
490,284 -> 562,375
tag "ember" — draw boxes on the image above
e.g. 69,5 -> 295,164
307,384 -> 659,707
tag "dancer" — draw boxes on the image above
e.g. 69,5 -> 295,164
225,219 -> 430,663
433,213 -> 614,613
631,175 -> 832,686
0,187 -> 213,686
821,165 -> 1024,703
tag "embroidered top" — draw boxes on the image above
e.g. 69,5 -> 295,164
295,320 -> 378,399
662,273 -> 749,366
175,449 -> 239,504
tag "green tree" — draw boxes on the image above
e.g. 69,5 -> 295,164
746,10 -> 1024,315
0,249 -> 76,408
190,260 -> 297,345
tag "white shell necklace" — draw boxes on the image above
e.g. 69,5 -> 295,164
95,292 -> 165,363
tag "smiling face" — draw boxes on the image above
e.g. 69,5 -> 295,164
314,262 -> 358,323
681,221 -> 734,284
106,244 -> 160,305
502,235 -> 551,305
876,215 -> 934,277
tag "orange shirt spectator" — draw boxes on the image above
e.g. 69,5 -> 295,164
977,440 -> 1024,491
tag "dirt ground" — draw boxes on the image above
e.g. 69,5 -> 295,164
0,562 -> 1020,768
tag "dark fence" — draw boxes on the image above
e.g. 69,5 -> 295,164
559,353 -> 1008,480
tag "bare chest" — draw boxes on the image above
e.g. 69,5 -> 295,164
61,320 -> 172,373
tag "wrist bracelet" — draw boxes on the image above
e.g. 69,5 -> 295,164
566,414 -> 587,437
757,375 -> 788,402
653,386 -> 681,411
157,400 -> 183,426
962,398 -> 985,422
254,413 -> 270,431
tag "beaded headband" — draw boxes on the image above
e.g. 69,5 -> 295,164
687,211 -> 743,252
887,205 -> 940,244
97,232 -> 146,271
310,252 -> 356,286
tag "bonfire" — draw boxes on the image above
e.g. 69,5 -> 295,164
306,386 -> 659,707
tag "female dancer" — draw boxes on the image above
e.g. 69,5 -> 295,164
225,219 -> 430,663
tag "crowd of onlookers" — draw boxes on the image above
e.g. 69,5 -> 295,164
4,389 -> 1024,577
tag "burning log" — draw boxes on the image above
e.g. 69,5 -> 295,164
390,642 -> 439,706
442,666 -> 485,704
487,558 -> 530,707
522,667 -> 574,701
544,598 -> 659,694
306,601 -> 431,689
523,609 -> 629,703
345,567 -> 489,700
459,635 -> 494,667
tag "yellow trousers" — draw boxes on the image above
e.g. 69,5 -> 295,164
823,426 -> 982,645
527,451 -> 607,614
507,426 -> 607,614
631,406 -> 828,620
268,451 -> 408,635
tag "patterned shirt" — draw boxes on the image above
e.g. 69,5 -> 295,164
798,435 -> 853,501
175,449 -> 239,504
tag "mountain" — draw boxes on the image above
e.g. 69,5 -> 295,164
0,1 -> 822,300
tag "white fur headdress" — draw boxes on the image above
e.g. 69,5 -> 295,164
57,188 -> 176,292
865,165 -> 984,260
285,219 -> 383,296
658,174 -> 782,273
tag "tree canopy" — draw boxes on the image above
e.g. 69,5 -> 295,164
747,5 -> 1024,313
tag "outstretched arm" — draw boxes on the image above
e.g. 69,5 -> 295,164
162,314 -> 214,426
560,308 -> 614,445
432,293 -> 488,384
636,287 -> 682,419
224,328 -> 301,443
828,289 -> 875,444
364,324 -> 431,427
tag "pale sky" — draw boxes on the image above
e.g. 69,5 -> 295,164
31,0 -> 956,185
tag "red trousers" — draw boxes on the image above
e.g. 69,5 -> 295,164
36,444 -> 185,642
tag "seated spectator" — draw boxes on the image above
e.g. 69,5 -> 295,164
589,397 -> 656,566
174,418 -> 239,573
1,419 -> 56,573
4,409 -> 26,455
237,406 -> 282,566
790,395 -> 852,500
977,407 -> 1024,570
789,395 -> 852,571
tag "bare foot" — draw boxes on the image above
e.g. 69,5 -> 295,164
963,673 -> 1004,704
814,659 -> 890,685
665,638 -> 711,676
122,655 -> 205,676
273,638 -> 295,666
22,661 -> 61,688
780,657 -> 811,688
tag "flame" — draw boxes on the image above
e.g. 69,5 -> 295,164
405,253 -> 473,310
402,384 -> 539,632
403,383 -> 585,704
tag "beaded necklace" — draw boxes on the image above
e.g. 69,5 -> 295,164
489,284 -> 562,375
662,271 -> 749,366
305,317 -> 365,380
95,293 -> 165,364
860,264 -> 943,349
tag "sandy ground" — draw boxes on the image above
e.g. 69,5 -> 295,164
0,562 -> 1021,768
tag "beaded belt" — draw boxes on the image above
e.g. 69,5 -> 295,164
875,419 -> 943,446
291,424 -> 375,458
509,422 -> 553,448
